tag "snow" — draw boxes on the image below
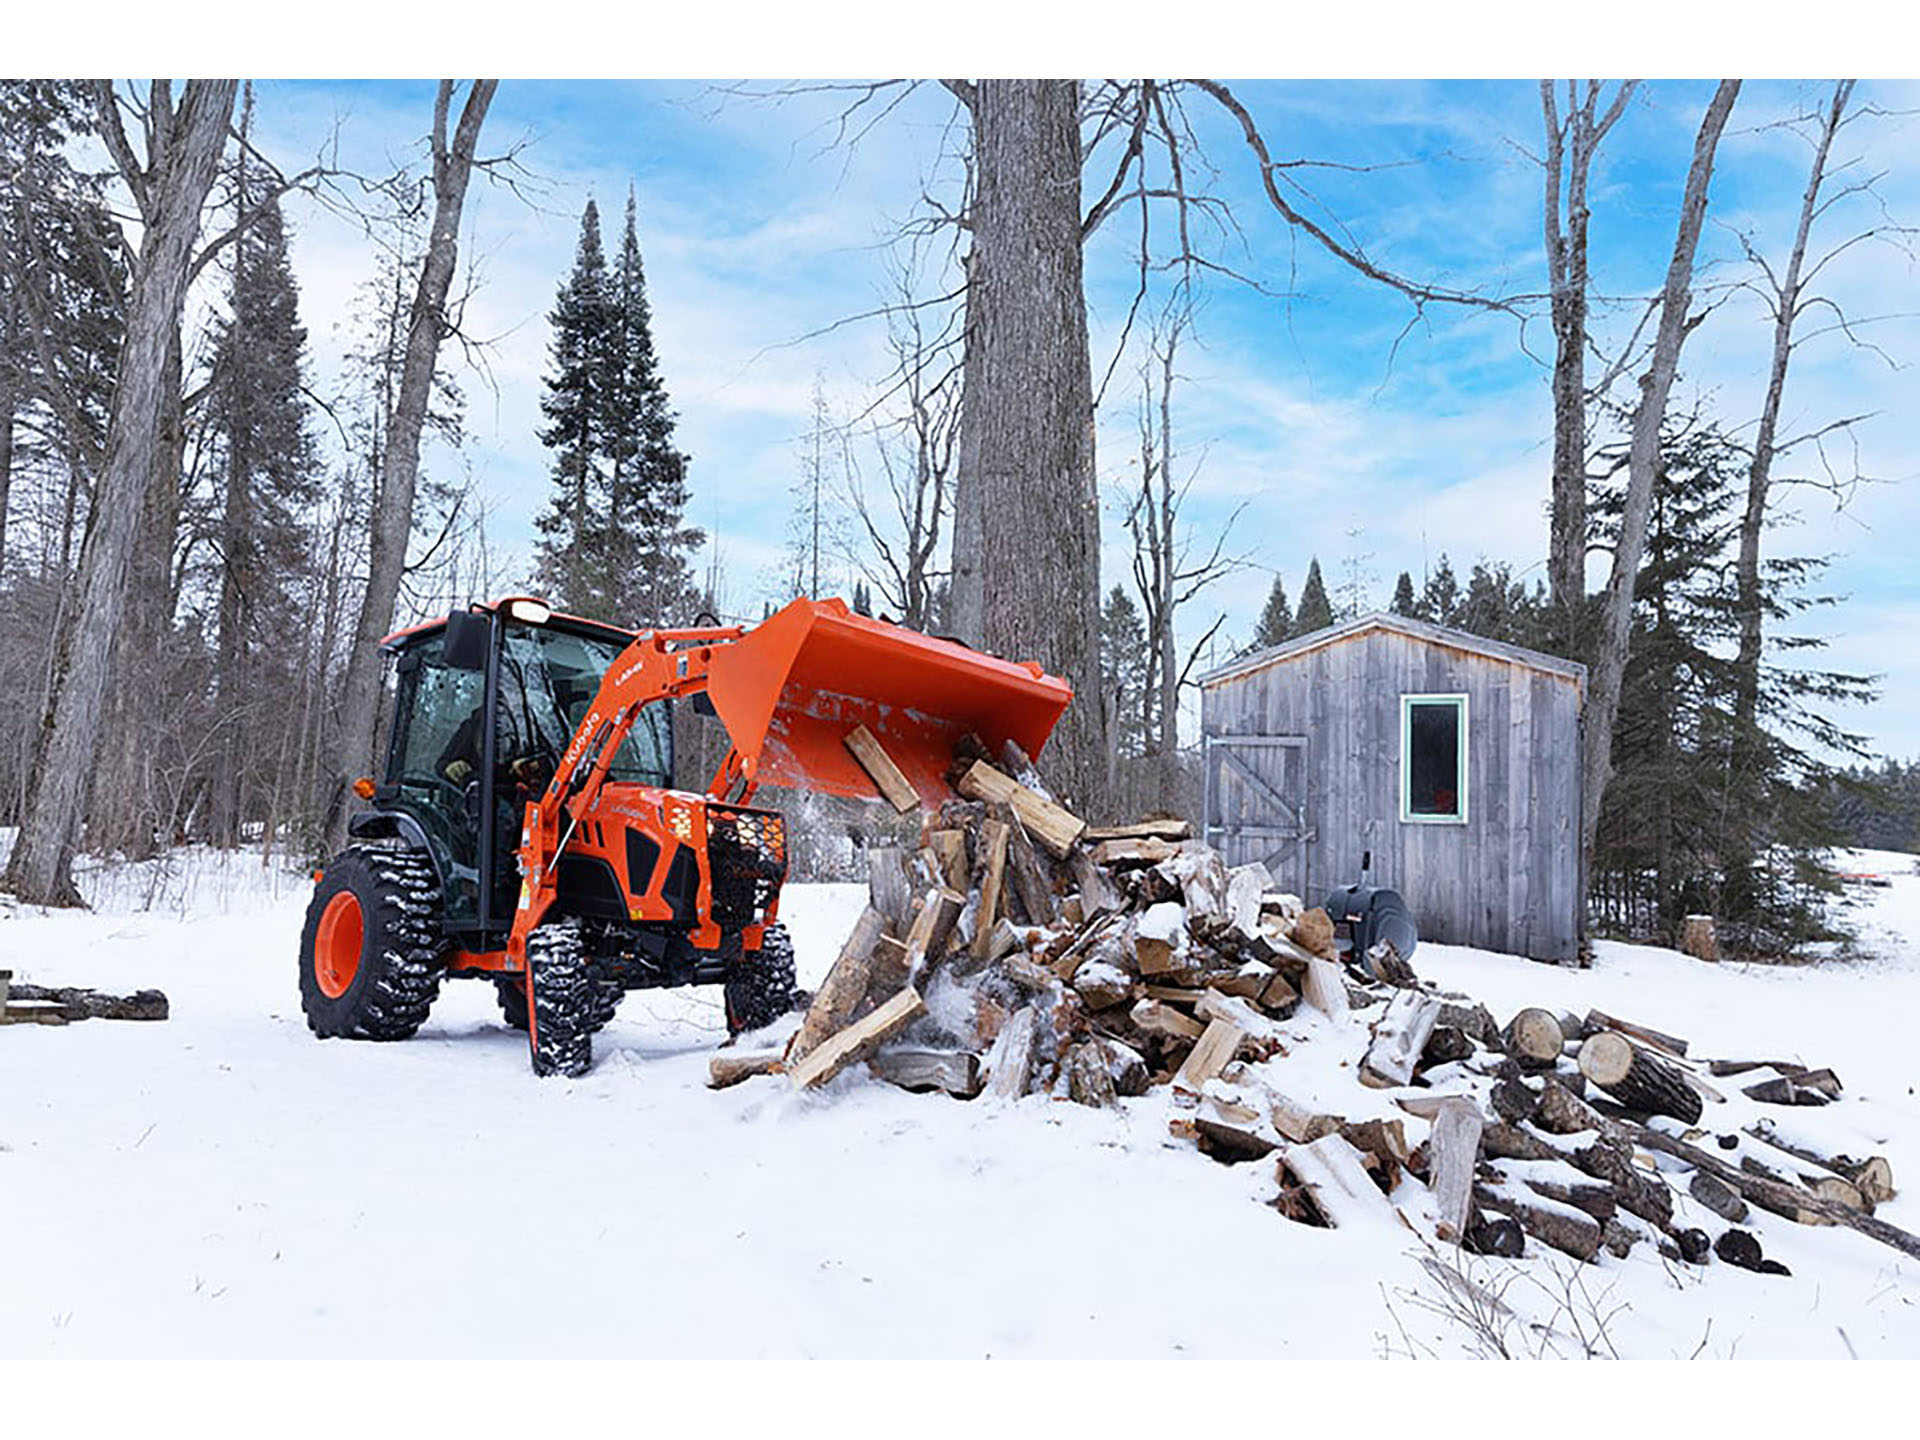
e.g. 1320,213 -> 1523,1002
4,845 -> 1920,1365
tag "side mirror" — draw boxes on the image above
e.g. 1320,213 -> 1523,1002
443,610 -> 491,671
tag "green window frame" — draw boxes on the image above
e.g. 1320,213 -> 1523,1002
1400,693 -> 1468,824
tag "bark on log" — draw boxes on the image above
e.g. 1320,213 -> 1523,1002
1744,1118 -> 1895,1206
999,806 -> 1057,925
1584,1008 -> 1689,1059
868,845 -> 913,930
1474,1182 -> 1602,1261
927,829 -> 969,892
1084,819 -> 1192,843
1064,1040 -> 1120,1109
708,1050 -> 784,1088
970,819 -> 1011,959
2,984 -> 169,1021
1689,1171 -> 1751,1223
1578,1031 -> 1703,1124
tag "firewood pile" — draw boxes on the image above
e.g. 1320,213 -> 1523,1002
712,732 -> 1916,1278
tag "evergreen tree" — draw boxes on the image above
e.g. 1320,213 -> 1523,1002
1390,571 -> 1418,618
1100,584 -> 1150,759
534,199 -> 615,615
1250,574 -> 1292,651
1420,554 -> 1461,626
1293,558 -> 1333,636
852,580 -> 872,616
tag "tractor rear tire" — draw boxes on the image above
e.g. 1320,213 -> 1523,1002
299,844 -> 445,1040
725,922 -> 798,1037
527,920 -> 594,1078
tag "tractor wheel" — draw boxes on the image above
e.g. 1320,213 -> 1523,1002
299,844 -> 445,1040
725,922 -> 799,1037
494,974 -> 530,1031
527,920 -> 594,1078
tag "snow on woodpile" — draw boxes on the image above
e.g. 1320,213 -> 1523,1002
712,731 -> 1916,1284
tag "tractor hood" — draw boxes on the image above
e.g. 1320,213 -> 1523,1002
703,598 -> 1073,807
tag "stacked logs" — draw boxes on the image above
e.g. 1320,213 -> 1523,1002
709,730 -> 1915,1280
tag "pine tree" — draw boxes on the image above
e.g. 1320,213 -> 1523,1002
534,200 -> 615,615
1390,571 -> 1418,617
1100,584 -> 1149,760
1293,558 -> 1333,636
1420,553 -> 1461,626
1250,574 -> 1292,650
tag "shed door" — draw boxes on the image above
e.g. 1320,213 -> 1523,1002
1202,734 -> 1312,897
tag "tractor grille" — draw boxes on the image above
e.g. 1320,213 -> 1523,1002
706,804 -> 788,930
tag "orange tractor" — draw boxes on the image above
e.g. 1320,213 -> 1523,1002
299,596 -> 1072,1076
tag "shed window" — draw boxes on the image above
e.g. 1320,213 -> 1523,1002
1401,694 -> 1467,823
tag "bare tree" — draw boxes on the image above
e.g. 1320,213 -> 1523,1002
5,80 -> 237,905
1579,80 -> 1742,873
945,79 -> 1110,816
1540,80 -> 1639,644
322,79 -> 496,852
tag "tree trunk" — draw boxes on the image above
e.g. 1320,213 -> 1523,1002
323,80 -> 496,852
1724,81 -> 1852,921
1578,81 -> 1739,877
5,80 -> 237,906
950,79 -> 1110,819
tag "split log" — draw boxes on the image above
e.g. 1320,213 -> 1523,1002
997,949 -> 1059,994
708,1050 -> 785,1089
1083,818 -> 1193,843
956,760 -> 1086,858
1290,907 -> 1335,959
1584,1008 -> 1688,1059
969,819 -> 1011,959
1223,862 -> 1274,936
1300,957 -> 1349,1022
998,806 -> 1057,925
1425,1098 -> 1483,1243
1172,1018 -> 1244,1094
1533,1076 -> 1609,1136
1133,901 -> 1187,977
1166,848 -> 1228,925
1359,990 -> 1443,1088
867,1047 -> 982,1097
788,986 -> 927,1090
867,845 -> 913,930
1092,836 -> 1181,867
902,886 -> 965,984
843,724 -> 920,812
1104,1039 -> 1151,1096
1072,848 -> 1121,916
927,829 -> 969,892
1280,1136 -> 1395,1228
1185,1087 -> 1280,1160
1195,988 -> 1274,1037
1474,1181 -> 1602,1262
1435,1000 -> 1498,1047
982,1004 -> 1039,1100
1421,1025 -> 1476,1068
869,935 -> 911,1000
1070,961 -> 1132,1011
1578,1031 -> 1703,1124
1501,1007 -> 1564,1067
1063,1040 -> 1121,1109
1269,1093 -> 1342,1145
997,737 -> 1047,793
786,905 -> 887,1064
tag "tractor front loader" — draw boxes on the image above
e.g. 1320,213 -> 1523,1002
299,596 -> 1072,1077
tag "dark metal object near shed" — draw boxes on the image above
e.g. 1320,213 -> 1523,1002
1199,613 -> 1586,963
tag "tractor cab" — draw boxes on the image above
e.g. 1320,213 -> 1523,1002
361,597 -> 669,949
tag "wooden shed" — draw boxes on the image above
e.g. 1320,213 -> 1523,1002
1198,612 -> 1586,963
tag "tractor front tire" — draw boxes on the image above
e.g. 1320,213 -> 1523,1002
527,920 -> 594,1078
725,922 -> 799,1037
299,844 -> 445,1040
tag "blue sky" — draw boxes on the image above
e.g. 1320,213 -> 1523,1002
228,78 -> 1919,761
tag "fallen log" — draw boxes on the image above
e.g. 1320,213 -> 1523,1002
1474,1180 -> 1602,1262
1578,1031 -> 1703,1125
1585,1008 -> 1688,1059
2,984 -> 170,1022
1744,1117 -> 1895,1207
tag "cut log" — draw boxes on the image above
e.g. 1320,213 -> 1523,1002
1480,1116 -> 1675,1229
868,935 -> 912,1000
1269,1092 -> 1342,1145
982,1004 -> 1039,1100
1496,1160 -> 1617,1224
1680,914 -> 1719,962
0,1003 -> 69,1026
866,845 -> 914,930
1474,1181 -> 1602,1262
1072,847 -> 1121,916
1421,1025 -> 1476,1068
1584,1008 -> 1688,1059
1223,862 -> 1274,935
1104,1038 -> 1150,1096
956,760 -> 1086,858
997,737 -> 1047,793
1533,1076 -> 1610,1136
1280,1135 -> 1395,1228
1578,1031 -> 1703,1124
0,985 -> 169,1022
903,886 -> 965,984
1070,961 -> 1132,1011
1744,1118 -> 1895,1206
1689,1171 -> 1750,1223
708,1050 -> 785,1089
843,724 -> 920,812
788,986 -> 927,1090
1502,1007 -> 1565,1067
1084,818 -> 1193,843
1426,1098 -> 1483,1243
1130,997 -> 1205,1044
1489,1077 -> 1541,1125
786,905 -> 887,1064
869,1047 -> 982,1098
1172,1018 -> 1244,1094
970,819 -> 1011,960
998,949 -> 1060,994
1092,836 -> 1181,867
1300,957 -> 1349,1022
1195,988 -> 1274,1037
1290,907 -> 1335,959
1359,990 -> 1443,1088
1187,1085 -> 1280,1159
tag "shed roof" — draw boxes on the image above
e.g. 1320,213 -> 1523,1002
1199,611 -> 1587,691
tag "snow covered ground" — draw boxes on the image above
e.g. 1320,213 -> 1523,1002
3,845 -> 1918,1366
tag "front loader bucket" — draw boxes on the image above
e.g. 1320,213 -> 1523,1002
704,598 -> 1073,807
